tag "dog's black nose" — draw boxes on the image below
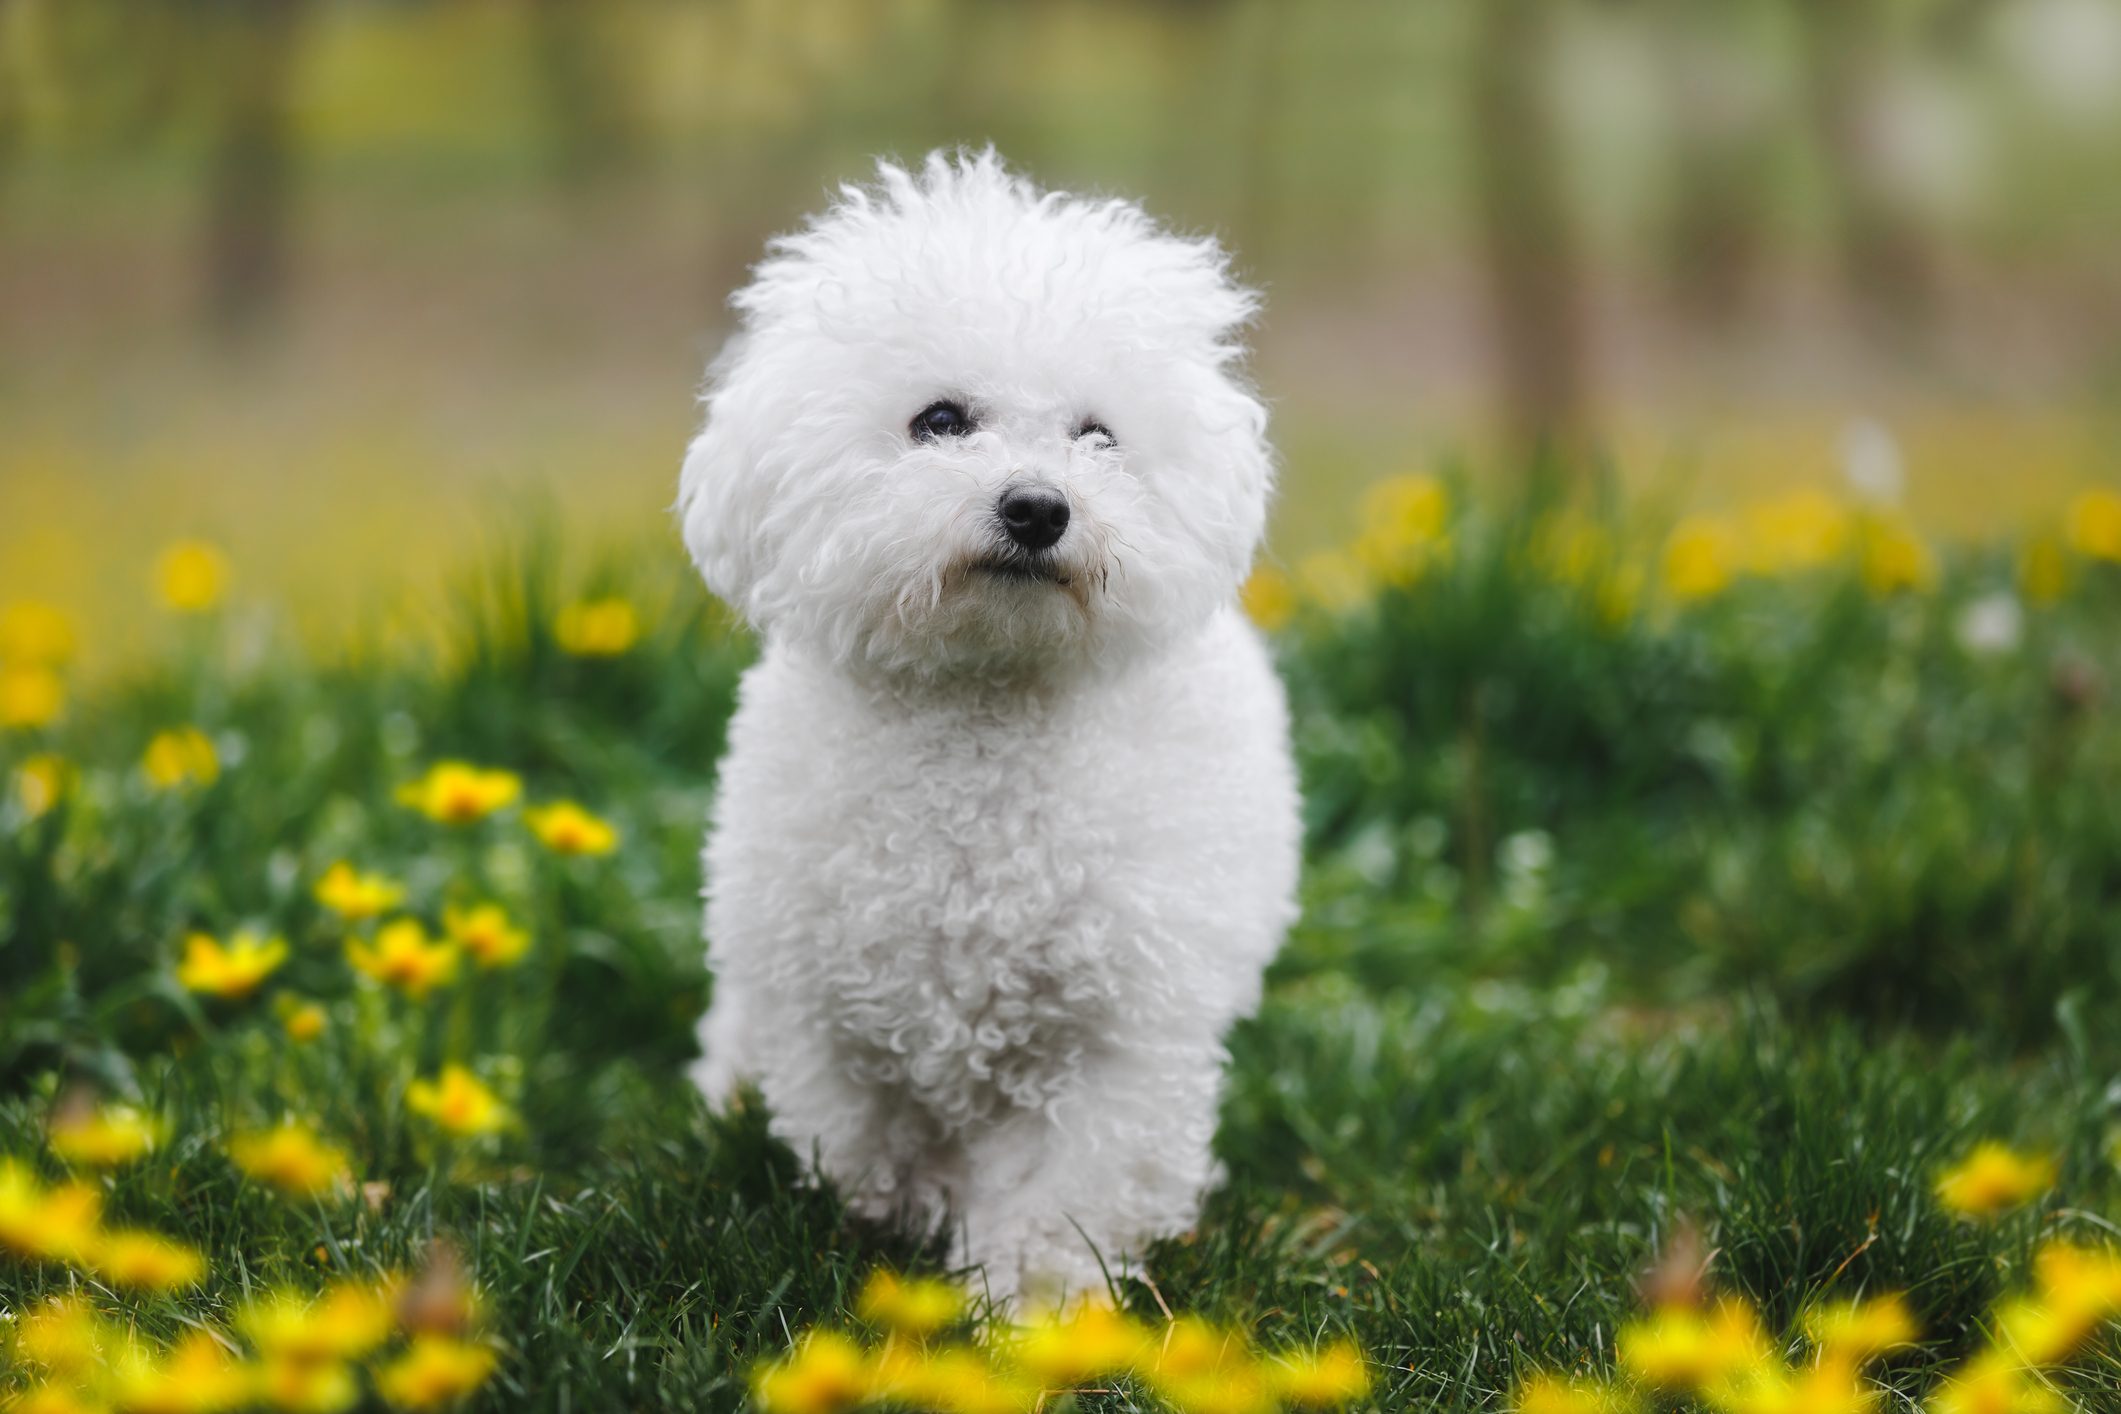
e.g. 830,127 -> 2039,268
997,485 -> 1070,552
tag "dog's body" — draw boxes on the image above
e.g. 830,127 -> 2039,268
681,152 -> 1299,1301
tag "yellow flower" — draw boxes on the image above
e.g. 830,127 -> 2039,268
252,1357 -> 360,1414
1616,1296 -> 1772,1390
406,1065 -> 511,1137
396,761 -> 521,824
1265,1340 -> 1371,1407
2019,534 -> 2071,605
13,753 -> 74,818
1005,1301 -> 1151,1384
1142,1317 -> 1274,1414
238,1281 -> 397,1365
524,800 -> 619,856
348,920 -> 458,999
1511,1374 -> 1630,1414
177,930 -> 287,1000
89,1229 -> 206,1291
2065,489 -> 2121,562
1712,1358 -> 1877,1414
49,1102 -> 159,1168
0,664 -> 65,729
227,1123 -> 350,1199
107,1330 -> 253,1414
1858,514 -> 1937,595
1990,1242 -> 2121,1365
1296,552 -> 1369,614
2031,1240 -> 2121,1319
874,1346 -> 1037,1414
555,596 -> 641,657
855,1268 -> 965,1338
1352,474 -> 1451,584
1803,1293 -> 1918,1365
443,903 -> 530,970
6,1383 -> 108,1414
278,995 -> 328,1043
1240,564 -> 1295,632
313,862 -> 405,921
1930,1351 -> 2065,1414
155,540 -> 230,613
0,1159 -> 102,1264
0,600 -> 76,665
1744,489 -> 1852,575
143,726 -> 220,790
1935,1143 -> 2054,1218
752,1330 -> 869,1414
12,1294 -> 118,1376
1663,515 -> 1742,602
374,1335 -> 499,1408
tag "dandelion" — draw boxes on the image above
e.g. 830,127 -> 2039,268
443,903 -> 530,969
1142,1317 -> 1273,1414
1935,1142 -> 2054,1218
0,1159 -> 102,1264
853,1269 -> 964,1339
107,1330 -> 253,1414
374,1335 -> 500,1408
12,1294 -> 117,1375
1511,1374 -> 1629,1414
228,1123 -> 350,1199
396,761 -> 521,824
13,752 -> 74,818
752,1329 -> 870,1414
1352,474 -> 1450,584
278,995 -> 328,1043
155,540 -> 230,613
1929,1351 -> 2065,1414
0,599 -> 76,665
1662,515 -> 1741,602
90,1229 -> 206,1291
524,800 -> 619,856
239,1281 -> 398,1365
877,1345 -> 1038,1414
555,596 -> 641,656
1241,564 -> 1295,632
348,919 -> 458,999
1857,514 -> 1938,595
1712,1358 -> 1877,1414
1803,1293 -> 1918,1364
313,861 -> 405,921
1265,1341 -> 1371,1407
406,1065 -> 511,1137
2019,534 -> 2071,604
2065,488 -> 2121,561
0,663 -> 65,728
177,930 -> 287,1000
251,1356 -> 360,1414
143,726 -> 220,790
1616,1296 -> 1773,1390
1745,489 -> 1852,575
6,1383 -> 108,1414
49,1101 -> 159,1168
1006,1301 -> 1151,1384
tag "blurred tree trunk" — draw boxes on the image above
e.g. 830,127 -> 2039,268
1470,0 -> 1588,468
528,0 -> 634,191
200,0 -> 308,344
1658,7 -> 1774,324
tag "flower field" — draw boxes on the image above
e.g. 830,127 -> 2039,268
7,475 -> 2121,1412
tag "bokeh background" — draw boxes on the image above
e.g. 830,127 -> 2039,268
4,0 -> 2121,656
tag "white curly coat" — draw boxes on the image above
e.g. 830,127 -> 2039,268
678,151 -> 1300,1303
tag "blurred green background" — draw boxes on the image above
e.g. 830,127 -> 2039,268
4,0 -> 2120,655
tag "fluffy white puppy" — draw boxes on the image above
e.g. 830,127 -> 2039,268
679,150 -> 1299,1302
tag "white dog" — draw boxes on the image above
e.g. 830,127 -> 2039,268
679,150 -> 1299,1303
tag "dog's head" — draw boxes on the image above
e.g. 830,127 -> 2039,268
679,150 -> 1271,678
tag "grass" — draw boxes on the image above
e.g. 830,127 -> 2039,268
6,480 -> 2121,1411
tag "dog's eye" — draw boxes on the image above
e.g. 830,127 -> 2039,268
911,401 -> 973,441
1076,420 -> 1115,445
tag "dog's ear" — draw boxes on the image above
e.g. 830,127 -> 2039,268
677,337 -> 769,617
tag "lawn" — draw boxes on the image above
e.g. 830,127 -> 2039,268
6,479 -> 2121,1413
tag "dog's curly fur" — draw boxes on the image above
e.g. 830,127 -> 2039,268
679,150 -> 1300,1302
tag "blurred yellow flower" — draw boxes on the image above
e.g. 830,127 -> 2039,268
313,861 -> 405,921
13,752 -> 74,818
348,919 -> 458,999
0,1159 -> 102,1264
444,903 -> 530,970
374,1335 -> 499,1408
1511,1374 -> 1628,1414
753,1330 -> 869,1414
1930,1351 -> 2064,1414
1006,1301 -> 1150,1384
143,726 -> 220,791
238,1281 -> 396,1365
1240,564 -> 1295,632
2064,488 -> 2121,562
0,600 -> 76,665
107,1330 -> 253,1414
2031,1240 -> 2121,1318
2018,534 -> 2071,605
1663,516 -> 1741,602
555,596 -> 641,657
525,800 -> 619,856
6,1383 -> 108,1414
1935,1143 -> 2054,1218
279,997 -> 328,1043
1352,474 -> 1451,584
875,1345 -> 1037,1414
252,1356 -> 360,1414
49,1102 -> 159,1168
1713,1358 -> 1876,1414
1265,1341 -> 1371,1406
155,540 -> 231,613
406,1065 -> 511,1137
1616,1297 -> 1772,1390
1858,515 -> 1938,595
396,761 -> 521,824
1803,1293 -> 1918,1364
1296,551 -> 1369,614
0,663 -> 65,729
90,1229 -> 206,1291
1744,489 -> 1852,575
228,1123 -> 349,1199
12,1294 -> 116,1376
1142,1317 -> 1272,1414
177,930 -> 287,1000
856,1268 -> 964,1338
